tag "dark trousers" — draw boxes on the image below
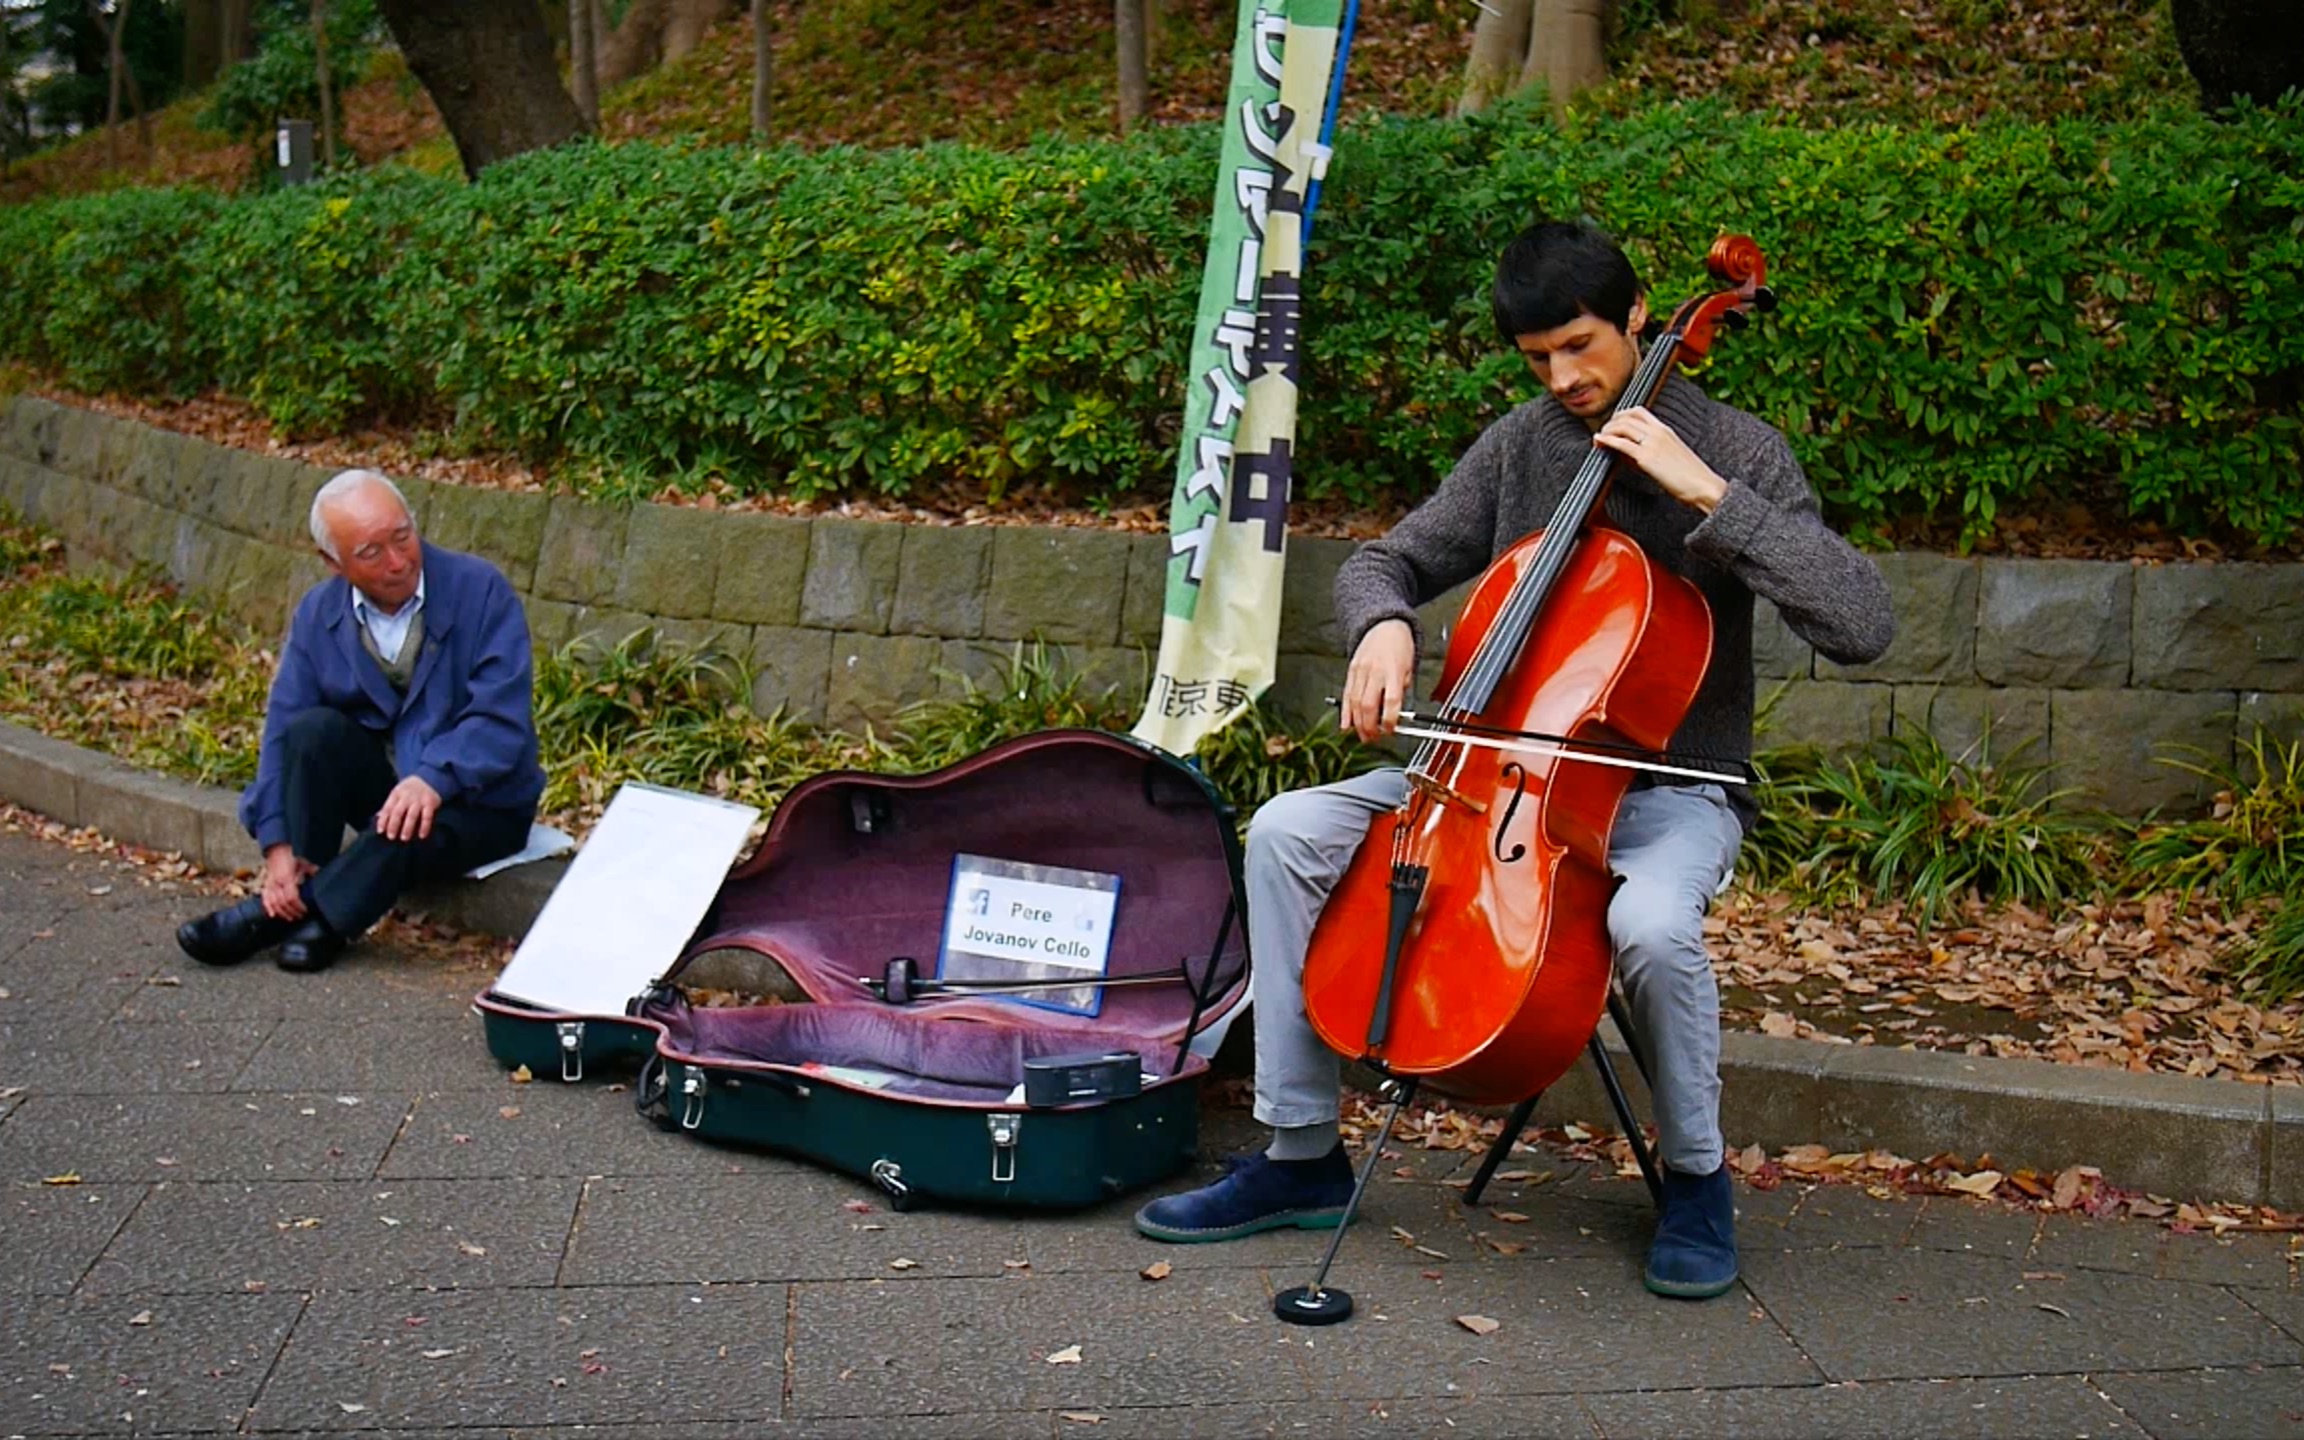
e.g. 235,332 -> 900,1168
278,708 -> 534,938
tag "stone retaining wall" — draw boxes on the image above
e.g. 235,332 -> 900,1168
3,395 -> 2299,815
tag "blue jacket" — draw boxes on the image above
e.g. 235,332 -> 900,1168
240,543 -> 546,851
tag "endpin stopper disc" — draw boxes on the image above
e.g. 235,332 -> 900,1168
1272,1284 -> 1353,1326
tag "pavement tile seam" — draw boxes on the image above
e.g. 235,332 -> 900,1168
236,1288 -> 316,1437
2231,1288 -> 2304,1348
60,1179 -> 157,1298
1731,1276 -> 1837,1388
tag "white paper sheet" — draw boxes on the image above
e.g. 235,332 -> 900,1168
464,823 -> 576,881
488,784 -> 759,1016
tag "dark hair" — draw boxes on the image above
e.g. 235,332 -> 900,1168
1491,219 -> 1643,342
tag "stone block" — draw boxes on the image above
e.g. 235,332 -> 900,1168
565,606 -> 653,656
1410,578 -> 1476,667
800,517 -> 902,634
2271,1086 -> 2304,1213
650,617 -> 750,670
534,497 -> 629,605
392,474 -> 435,534
0,395 -> 63,462
214,452 -> 293,540
424,485 -> 547,593
117,429 -> 186,507
1815,1044 -> 2268,1208
2236,692 -> 2304,786
825,633 -> 944,731
614,502 -> 722,619
46,404 -> 107,479
409,857 -> 565,942
0,454 -> 39,520
177,436 -> 241,527
983,527 -> 1131,644
153,434 -> 214,513
1276,536 -> 1354,658
0,720 -> 85,824
2133,562 -> 2304,692
1752,597 -> 1814,681
197,793 -> 263,877
525,598 -> 582,657
1820,552 -> 1977,682
710,512 -> 812,626
1120,534 -> 1171,649
1266,652 -> 1340,728
75,761 -> 210,861
1976,560 -> 2131,687
114,492 -> 175,573
219,538 -> 296,637
1890,685 -> 2052,770
748,626 -> 832,726
92,413 -> 141,488
936,639 -> 1145,710
166,516 -> 234,597
283,551 -> 332,613
1753,679 -> 1892,756
891,524 -> 993,638
2050,688 -> 2236,816
269,461 -> 334,549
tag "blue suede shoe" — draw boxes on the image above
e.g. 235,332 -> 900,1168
1134,1145 -> 1354,1243
1645,1163 -> 1739,1298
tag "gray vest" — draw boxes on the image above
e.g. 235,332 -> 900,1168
357,606 -> 427,693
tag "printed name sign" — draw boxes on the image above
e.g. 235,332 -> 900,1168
938,854 -> 1122,1015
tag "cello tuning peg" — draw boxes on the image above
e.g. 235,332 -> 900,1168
1722,308 -> 1749,330
1752,285 -> 1780,313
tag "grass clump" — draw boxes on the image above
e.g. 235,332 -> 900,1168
1744,730 -> 2101,928
2122,727 -> 2304,905
891,641 -> 1138,771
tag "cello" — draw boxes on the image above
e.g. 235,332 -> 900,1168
1274,235 -> 1777,1324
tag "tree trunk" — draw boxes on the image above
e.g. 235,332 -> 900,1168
1527,0 -> 1608,116
2170,0 -> 2304,109
90,0 -> 130,168
1142,0 -> 1158,72
222,0 -> 254,63
749,0 -> 771,141
663,0 -> 734,61
1115,0 -> 1147,132
1456,0 -> 1532,116
313,0 -> 338,168
375,0 -> 591,179
597,0 -> 668,88
184,0 -> 223,89
570,0 -> 599,125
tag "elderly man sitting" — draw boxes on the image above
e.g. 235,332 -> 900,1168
177,469 -> 545,973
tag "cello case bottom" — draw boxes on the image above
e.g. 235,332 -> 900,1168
478,729 -> 1252,1212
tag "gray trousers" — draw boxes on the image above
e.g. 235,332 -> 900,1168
1244,768 -> 1745,1174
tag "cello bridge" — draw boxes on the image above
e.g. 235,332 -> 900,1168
1406,773 -> 1488,817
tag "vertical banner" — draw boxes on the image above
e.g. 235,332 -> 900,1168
1131,0 -> 1344,757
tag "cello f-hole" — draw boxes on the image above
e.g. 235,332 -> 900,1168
1494,762 -> 1529,864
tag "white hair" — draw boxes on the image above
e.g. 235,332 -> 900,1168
309,469 -> 413,560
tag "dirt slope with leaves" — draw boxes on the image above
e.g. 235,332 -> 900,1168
2,0 -> 2191,206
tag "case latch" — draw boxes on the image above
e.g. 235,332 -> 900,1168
555,1021 -> 586,1082
987,1112 -> 1021,1184
870,1158 -> 909,1203
680,1065 -> 708,1130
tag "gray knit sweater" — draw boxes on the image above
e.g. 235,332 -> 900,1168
1333,372 -> 1895,832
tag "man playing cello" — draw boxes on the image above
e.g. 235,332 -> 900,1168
1135,218 -> 1894,1299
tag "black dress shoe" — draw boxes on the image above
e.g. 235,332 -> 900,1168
275,916 -> 347,973
177,897 -> 294,967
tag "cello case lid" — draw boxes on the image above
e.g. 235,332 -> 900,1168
663,727 -> 1251,1052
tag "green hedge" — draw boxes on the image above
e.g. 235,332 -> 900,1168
2,100 -> 2299,543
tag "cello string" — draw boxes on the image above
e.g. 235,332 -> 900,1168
1442,326 -> 1683,721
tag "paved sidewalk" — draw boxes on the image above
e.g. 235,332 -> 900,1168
1,827 -> 2299,1438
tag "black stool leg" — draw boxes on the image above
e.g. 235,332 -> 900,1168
1589,1031 -> 1665,1210
1461,1092 -> 1540,1207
